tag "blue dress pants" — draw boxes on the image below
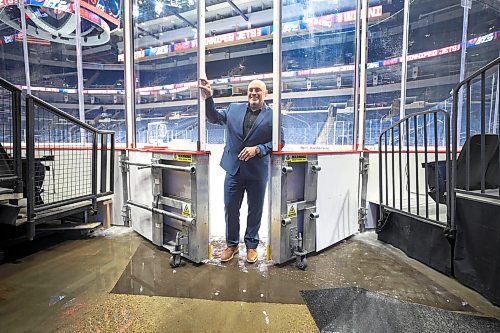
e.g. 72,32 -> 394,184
224,171 -> 268,249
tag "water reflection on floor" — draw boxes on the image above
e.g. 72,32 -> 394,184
1,228 -> 499,333
114,234 -> 476,311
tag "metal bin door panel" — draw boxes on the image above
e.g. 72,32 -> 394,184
161,161 -> 192,201
286,163 -> 305,202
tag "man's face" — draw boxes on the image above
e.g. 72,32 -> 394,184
247,80 -> 267,111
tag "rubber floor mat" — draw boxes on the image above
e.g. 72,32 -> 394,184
300,287 -> 500,333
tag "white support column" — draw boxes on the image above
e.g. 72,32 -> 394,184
352,0 -> 362,149
272,0 -> 282,151
457,0 -> 471,138
124,0 -> 136,148
357,0 -> 368,151
75,0 -> 86,143
197,0 -> 206,151
19,4 -> 30,94
399,0 -> 410,123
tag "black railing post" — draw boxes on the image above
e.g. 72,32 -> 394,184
414,115 -> 419,216
444,112 -> 452,230
100,133 -> 108,193
385,132 -> 388,205
26,96 -> 36,240
391,127 -> 395,207
399,123 -> 403,210
480,72 -> 486,193
406,120 -> 411,213
466,81 -> 471,190
378,131 -> 384,222
92,132 -> 98,211
434,112 -> 440,222
110,133 -> 115,193
423,113 -> 429,218
12,89 -> 22,192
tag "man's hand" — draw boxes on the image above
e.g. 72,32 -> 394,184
238,146 -> 258,161
199,77 -> 213,99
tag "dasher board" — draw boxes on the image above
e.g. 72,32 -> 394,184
316,153 -> 360,251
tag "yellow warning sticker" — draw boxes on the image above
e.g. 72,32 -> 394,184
287,204 -> 297,218
286,155 -> 307,163
182,204 -> 191,218
174,154 -> 192,163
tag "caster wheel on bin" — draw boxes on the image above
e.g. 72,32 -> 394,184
296,257 -> 307,270
169,255 -> 181,268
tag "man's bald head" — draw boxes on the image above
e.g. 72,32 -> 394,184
247,80 -> 267,111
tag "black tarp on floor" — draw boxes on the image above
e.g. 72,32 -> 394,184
301,287 -> 500,333
377,211 -> 452,275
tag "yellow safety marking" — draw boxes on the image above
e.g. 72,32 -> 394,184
287,204 -> 297,218
174,154 -> 193,163
286,154 -> 307,163
266,244 -> 271,261
182,204 -> 191,218
208,244 -> 213,260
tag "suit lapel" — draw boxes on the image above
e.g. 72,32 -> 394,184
235,105 -> 246,140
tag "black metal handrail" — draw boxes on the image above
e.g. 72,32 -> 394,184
26,94 -> 115,239
378,109 -> 451,229
451,57 -> 500,228
0,78 -> 22,192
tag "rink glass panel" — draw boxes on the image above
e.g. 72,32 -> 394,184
83,14 -> 125,144
366,0 -> 404,148
280,0 -> 357,149
133,0 -> 199,149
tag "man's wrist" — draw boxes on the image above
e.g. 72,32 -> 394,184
255,146 -> 260,156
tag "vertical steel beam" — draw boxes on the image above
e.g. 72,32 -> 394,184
75,0 -> 86,143
197,0 -> 206,151
352,0 -> 362,149
270,0 -> 283,262
272,0 -> 282,152
124,0 -> 136,148
457,1 -> 470,139
19,4 -> 31,94
399,0 -> 410,123
357,0 -> 368,151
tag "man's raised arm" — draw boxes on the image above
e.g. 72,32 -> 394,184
199,77 -> 226,125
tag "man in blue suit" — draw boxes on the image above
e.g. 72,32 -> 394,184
199,78 -> 284,263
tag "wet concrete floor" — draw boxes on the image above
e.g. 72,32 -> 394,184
115,236 -> 476,310
0,227 -> 499,332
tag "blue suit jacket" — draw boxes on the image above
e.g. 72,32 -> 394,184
206,97 -> 284,180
